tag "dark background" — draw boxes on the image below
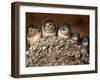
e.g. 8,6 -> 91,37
26,13 -> 89,50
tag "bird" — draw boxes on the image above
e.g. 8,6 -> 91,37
42,19 -> 57,37
27,25 -> 41,48
70,32 -> 80,44
58,23 -> 71,39
80,36 -> 89,48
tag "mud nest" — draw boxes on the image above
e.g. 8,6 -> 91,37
26,36 -> 89,67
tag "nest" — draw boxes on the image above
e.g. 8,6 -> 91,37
26,36 -> 89,67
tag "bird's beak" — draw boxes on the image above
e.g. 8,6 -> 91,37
60,30 -> 69,35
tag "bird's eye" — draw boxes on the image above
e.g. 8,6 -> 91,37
63,28 -> 66,31
62,27 -> 66,31
49,23 -> 52,25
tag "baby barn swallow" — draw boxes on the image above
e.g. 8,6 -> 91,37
81,36 -> 89,48
42,19 -> 57,37
58,23 -> 71,39
27,25 -> 41,48
70,32 -> 80,44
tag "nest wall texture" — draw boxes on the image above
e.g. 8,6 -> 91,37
26,36 -> 89,67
